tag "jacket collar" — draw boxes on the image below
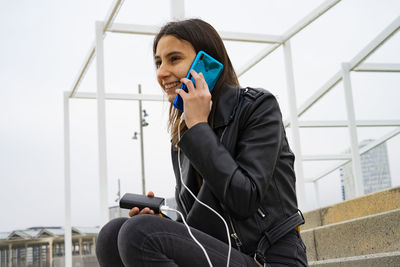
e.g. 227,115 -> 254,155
212,84 -> 240,129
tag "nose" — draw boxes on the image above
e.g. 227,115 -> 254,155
157,63 -> 170,81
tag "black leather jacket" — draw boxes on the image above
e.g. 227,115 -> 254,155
171,85 -> 299,255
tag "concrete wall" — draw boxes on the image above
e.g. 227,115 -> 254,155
302,186 -> 400,230
53,255 -> 99,267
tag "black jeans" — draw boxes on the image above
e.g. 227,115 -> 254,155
96,215 -> 307,267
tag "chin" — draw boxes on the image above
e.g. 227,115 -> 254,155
168,94 -> 177,103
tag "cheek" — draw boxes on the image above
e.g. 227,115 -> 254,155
178,62 -> 192,78
157,76 -> 163,87
178,68 -> 187,78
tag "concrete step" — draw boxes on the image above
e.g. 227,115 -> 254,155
309,251 -> 400,267
302,186 -> 400,230
300,208 -> 400,262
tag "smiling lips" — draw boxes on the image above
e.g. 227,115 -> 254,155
164,81 -> 181,91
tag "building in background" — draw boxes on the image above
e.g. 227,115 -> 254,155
0,226 -> 99,267
109,205 -> 130,219
340,139 -> 392,200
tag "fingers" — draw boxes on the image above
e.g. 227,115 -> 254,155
179,78 -> 194,95
129,191 -> 156,217
179,70 -> 208,92
196,72 -> 208,91
177,70 -> 209,100
139,207 -> 155,215
129,207 -> 155,217
129,207 -> 139,217
189,70 -> 208,91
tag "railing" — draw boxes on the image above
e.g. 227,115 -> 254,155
64,0 -> 399,266
292,16 -> 400,207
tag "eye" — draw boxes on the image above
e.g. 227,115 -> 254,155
154,59 -> 161,68
170,56 -> 181,63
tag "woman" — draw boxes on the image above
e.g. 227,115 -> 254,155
96,18 -> 308,267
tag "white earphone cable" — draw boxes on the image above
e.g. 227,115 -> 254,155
160,205 -> 213,267
177,113 -> 232,267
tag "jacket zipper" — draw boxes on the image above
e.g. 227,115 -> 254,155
220,120 -> 242,252
228,215 -> 242,251
257,208 -> 266,218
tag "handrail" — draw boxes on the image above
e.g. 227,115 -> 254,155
69,0 -> 125,98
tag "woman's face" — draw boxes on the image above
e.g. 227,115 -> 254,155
155,35 -> 196,103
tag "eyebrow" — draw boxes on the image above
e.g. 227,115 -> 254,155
154,51 -> 184,60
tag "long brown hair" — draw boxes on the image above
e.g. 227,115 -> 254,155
153,19 -> 239,145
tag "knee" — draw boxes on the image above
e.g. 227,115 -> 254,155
96,217 -> 128,252
117,215 -> 161,249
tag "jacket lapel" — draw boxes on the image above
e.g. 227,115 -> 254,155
212,85 -> 241,129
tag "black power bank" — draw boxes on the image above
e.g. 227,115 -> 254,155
119,193 -> 165,214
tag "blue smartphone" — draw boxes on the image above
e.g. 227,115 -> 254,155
173,51 -> 224,112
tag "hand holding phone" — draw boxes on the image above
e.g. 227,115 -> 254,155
173,51 -> 223,112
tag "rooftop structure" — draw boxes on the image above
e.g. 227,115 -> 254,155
0,226 -> 99,267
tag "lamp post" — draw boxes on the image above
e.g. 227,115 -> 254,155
132,84 -> 149,195
115,178 -> 121,217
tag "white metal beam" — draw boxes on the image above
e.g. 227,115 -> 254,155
298,71 -> 343,118
237,44 -> 281,77
69,0 -> 125,97
63,92 -> 72,267
285,17 -> 400,128
306,127 -> 400,183
342,62 -> 364,197
70,0 -> 342,96
95,21 -> 110,227
354,63 -> 400,72
74,92 -> 165,101
69,45 -> 96,98
289,16 -> 400,125
170,0 -> 185,20
219,31 -> 282,44
358,127 -> 400,155
298,120 -> 400,128
282,0 -> 341,42
108,23 -> 160,35
303,154 -> 352,161
103,0 -> 125,34
283,40 -> 306,209
314,181 -> 321,208
237,0 -> 341,77
108,23 -> 283,44
348,16 -> 400,70
284,71 -> 343,127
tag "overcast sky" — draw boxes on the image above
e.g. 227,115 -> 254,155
0,0 -> 399,232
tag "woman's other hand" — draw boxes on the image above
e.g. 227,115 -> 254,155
177,70 -> 212,128
128,191 -> 156,217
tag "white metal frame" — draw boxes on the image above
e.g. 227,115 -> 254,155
298,16 -> 400,203
63,0 -> 399,266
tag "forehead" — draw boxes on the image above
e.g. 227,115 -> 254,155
155,35 -> 195,56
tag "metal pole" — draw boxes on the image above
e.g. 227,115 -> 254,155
313,181 -> 320,208
170,0 -> 185,20
8,244 -> 12,267
96,21 -> 110,226
138,84 -> 146,195
117,179 -> 121,217
342,63 -> 364,197
282,40 -> 306,210
63,91 -> 72,267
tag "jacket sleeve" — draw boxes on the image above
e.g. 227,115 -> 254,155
178,92 -> 284,219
